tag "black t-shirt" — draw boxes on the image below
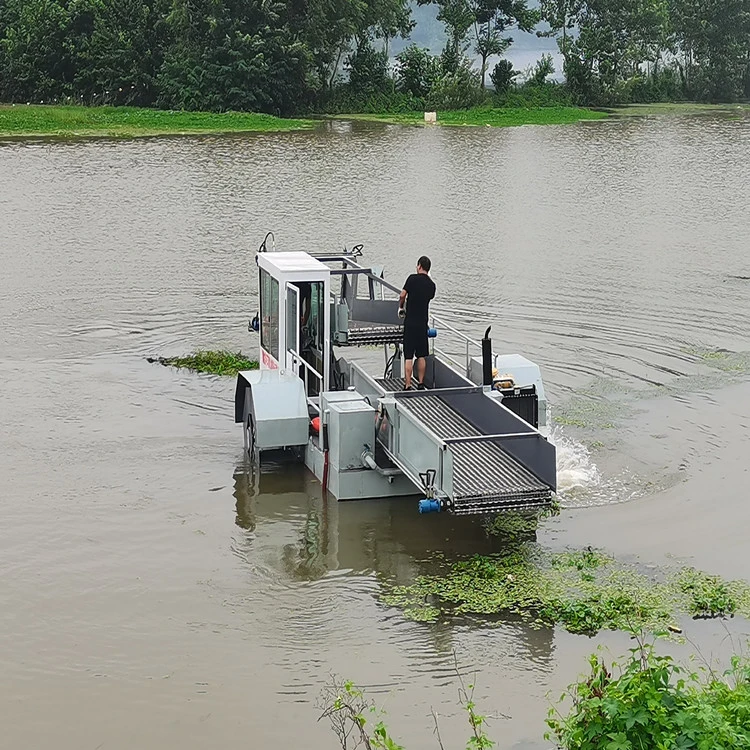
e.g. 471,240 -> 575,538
403,273 -> 436,327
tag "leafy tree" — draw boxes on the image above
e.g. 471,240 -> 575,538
489,58 -> 517,92
473,0 -> 538,88
421,0 -> 475,74
0,0 -> 72,102
671,0 -> 750,102
542,0 -> 672,105
345,40 -> 391,98
427,57 -> 486,108
157,0 -> 311,115
395,43 -> 442,97
528,52 -> 554,85
70,0 -> 166,105
419,0 -> 534,85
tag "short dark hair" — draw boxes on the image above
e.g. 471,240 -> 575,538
418,255 -> 431,272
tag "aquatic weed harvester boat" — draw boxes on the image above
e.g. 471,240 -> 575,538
234,237 -> 557,515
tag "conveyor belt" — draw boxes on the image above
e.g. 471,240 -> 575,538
346,324 -> 403,346
396,393 -> 552,514
376,377 -> 406,391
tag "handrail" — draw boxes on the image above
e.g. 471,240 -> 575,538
430,314 -> 484,351
287,348 -> 324,396
430,314 -> 500,377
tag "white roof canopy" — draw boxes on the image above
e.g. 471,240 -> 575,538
257,251 -> 329,279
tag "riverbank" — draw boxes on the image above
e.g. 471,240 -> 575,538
331,106 -> 608,127
0,104 -> 315,138
610,102 -> 750,117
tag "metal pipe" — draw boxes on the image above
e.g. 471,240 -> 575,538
482,326 -> 493,386
361,450 -> 402,478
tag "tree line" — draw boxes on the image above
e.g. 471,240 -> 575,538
0,0 -> 748,115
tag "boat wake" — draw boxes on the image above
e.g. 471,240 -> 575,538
551,425 -> 602,502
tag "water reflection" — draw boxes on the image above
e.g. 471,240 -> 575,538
232,460 -> 555,666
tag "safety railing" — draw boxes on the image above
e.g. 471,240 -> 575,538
287,348 -> 324,397
429,314 -> 496,378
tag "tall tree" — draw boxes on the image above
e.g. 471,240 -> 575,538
70,0 -> 167,105
542,0 -> 671,105
671,0 -> 750,101
0,0 -> 72,102
157,0 -> 311,114
418,0 -> 534,79
473,0 -> 538,88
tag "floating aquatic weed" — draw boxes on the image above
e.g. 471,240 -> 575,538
380,545 -> 750,636
672,567 -> 743,618
680,345 -> 750,375
483,509 -> 549,541
147,350 -> 258,376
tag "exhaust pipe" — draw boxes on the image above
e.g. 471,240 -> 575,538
482,326 -> 493,386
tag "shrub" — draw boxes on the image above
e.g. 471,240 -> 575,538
547,636 -> 750,750
489,59 -> 517,93
427,59 -> 487,110
394,44 -> 442,99
345,42 -> 391,99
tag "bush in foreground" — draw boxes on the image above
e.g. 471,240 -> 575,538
320,637 -> 750,750
547,634 -> 750,749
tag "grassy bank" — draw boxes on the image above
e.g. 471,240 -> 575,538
0,104 -> 316,139
611,102 -> 750,117
333,105 -> 608,127
148,350 -> 258,376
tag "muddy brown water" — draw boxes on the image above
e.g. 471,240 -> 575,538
2,112 -> 750,749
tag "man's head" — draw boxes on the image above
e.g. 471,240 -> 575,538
417,256 -> 431,274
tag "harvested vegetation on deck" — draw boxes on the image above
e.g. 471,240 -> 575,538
0,105 -> 316,139
148,351 -> 259,377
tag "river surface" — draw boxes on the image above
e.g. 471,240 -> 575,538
2,112 -> 750,749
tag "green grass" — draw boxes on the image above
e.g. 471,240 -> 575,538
0,104 -> 316,139
148,350 -> 259,376
333,106 -> 608,127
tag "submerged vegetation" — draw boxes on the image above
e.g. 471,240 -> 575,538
0,105 -> 314,138
148,350 -> 258,377
381,545 -> 750,634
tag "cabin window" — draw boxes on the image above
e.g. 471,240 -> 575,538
260,268 -> 279,360
307,282 -> 325,351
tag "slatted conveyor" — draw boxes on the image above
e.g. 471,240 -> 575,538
396,393 -> 552,513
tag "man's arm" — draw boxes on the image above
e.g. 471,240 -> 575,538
399,275 -> 412,313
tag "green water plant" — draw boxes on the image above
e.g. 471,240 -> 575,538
318,679 -> 404,750
673,568 -> 740,618
147,350 -> 258,376
381,547 -> 750,636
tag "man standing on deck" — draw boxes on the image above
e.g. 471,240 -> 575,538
398,256 -> 436,390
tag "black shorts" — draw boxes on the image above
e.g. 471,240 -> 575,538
403,324 -> 429,360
